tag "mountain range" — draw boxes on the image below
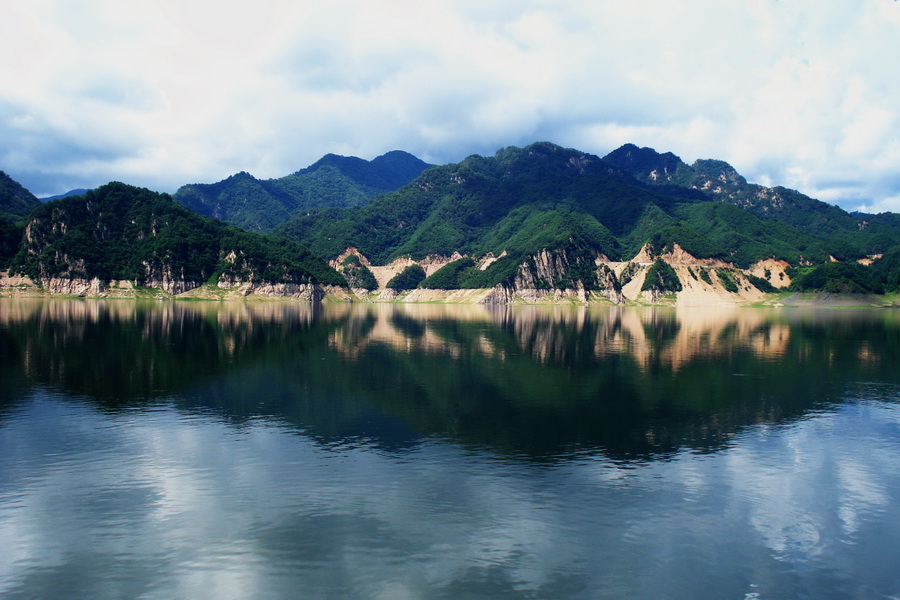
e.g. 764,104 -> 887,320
272,142 -> 900,296
3,142 -> 900,302
173,150 -> 431,232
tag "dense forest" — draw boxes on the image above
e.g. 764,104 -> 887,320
0,171 -> 42,269
9,182 -> 344,288
272,142 -> 900,293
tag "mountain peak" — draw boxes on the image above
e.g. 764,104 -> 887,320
295,150 -> 431,192
489,142 -> 604,175
174,151 -> 431,233
691,159 -> 746,186
602,144 -> 687,183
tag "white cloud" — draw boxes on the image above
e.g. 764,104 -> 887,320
1,0 -> 900,210
856,192 -> 900,215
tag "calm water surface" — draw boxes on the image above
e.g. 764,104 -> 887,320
1,299 -> 899,599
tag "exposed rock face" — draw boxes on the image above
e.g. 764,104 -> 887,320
659,243 -> 732,268
377,287 -> 401,301
330,247 -> 372,269
479,285 -> 515,305
632,242 -> 731,268
477,251 -> 506,271
512,247 -> 624,304
38,277 -> 106,296
594,264 -> 624,303
217,280 -> 326,300
748,258 -> 792,288
418,252 -> 461,276
142,262 -> 202,295
333,244 -> 781,306
514,249 -> 571,289
28,274 -> 335,300
336,246 -> 625,305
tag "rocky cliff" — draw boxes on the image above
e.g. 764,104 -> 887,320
333,241 -> 772,306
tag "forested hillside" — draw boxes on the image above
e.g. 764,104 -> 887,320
174,150 -> 431,232
10,182 -> 344,292
603,143 -> 897,260
276,143 -> 663,263
274,142 -> 900,294
0,171 -> 43,269
0,171 -> 41,221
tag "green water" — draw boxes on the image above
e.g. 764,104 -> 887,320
1,299 -> 899,598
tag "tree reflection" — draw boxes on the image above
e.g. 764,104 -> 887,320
2,299 -> 899,461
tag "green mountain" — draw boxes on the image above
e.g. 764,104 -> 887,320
0,171 -> 42,269
296,150 -> 433,191
0,171 -> 42,221
272,142 -> 900,294
10,182 -> 345,292
276,142 -> 662,262
602,143 -> 894,260
5,143 -> 900,299
174,150 -> 431,233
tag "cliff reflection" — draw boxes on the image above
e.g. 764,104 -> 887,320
325,304 -> 842,373
2,299 -> 899,461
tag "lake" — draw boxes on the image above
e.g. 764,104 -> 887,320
1,299 -> 899,599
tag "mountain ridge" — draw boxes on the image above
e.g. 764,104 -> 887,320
271,141 -> 900,300
174,150 -> 431,233
602,143 -> 865,249
4,142 -> 900,303
276,141 -> 897,266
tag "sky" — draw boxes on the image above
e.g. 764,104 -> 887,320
2,0 -> 900,213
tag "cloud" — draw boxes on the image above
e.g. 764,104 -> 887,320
1,0 -> 900,211
5,385 -> 900,598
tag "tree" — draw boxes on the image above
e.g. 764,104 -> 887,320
642,258 -> 682,293
386,264 -> 426,290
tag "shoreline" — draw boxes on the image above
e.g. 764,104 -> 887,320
2,273 -> 898,308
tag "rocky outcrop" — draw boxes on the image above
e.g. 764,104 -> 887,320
513,249 -> 571,289
329,244 -> 785,306
217,280 -> 327,300
335,245 -> 625,305
632,242 -> 731,268
594,263 -> 624,303
8,271 -> 337,300
330,247 -> 372,269
418,252 -> 462,276
477,251 -> 506,271
512,247 -> 623,304
141,261 -> 202,295
479,284 -> 515,305
37,277 -> 106,296
747,258 -> 792,288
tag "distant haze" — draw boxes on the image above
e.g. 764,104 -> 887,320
2,1 -> 900,212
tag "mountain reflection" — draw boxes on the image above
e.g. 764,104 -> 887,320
1,299 -> 898,461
